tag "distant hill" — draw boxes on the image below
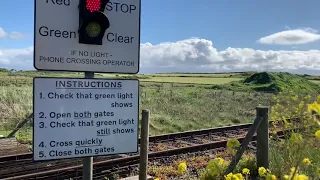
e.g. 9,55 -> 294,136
208,72 -> 320,93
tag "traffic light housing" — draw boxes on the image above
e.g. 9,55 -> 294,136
78,0 -> 110,45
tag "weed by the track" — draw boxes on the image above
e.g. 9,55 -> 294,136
150,93 -> 320,180
147,140 -> 256,180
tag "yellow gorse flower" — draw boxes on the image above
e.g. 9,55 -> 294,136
302,158 -> 311,166
296,174 -> 309,180
289,133 -> 303,144
224,172 -> 244,180
283,167 -> 310,180
307,101 -> 320,114
290,167 -> 296,174
226,139 -> 240,154
272,130 -> 277,135
315,129 -> 320,141
258,167 -> 267,177
214,157 -> 225,165
234,173 -> 244,180
266,174 -> 277,180
227,139 -> 240,150
242,168 -> 250,175
205,157 -> 226,177
291,95 -> 298,101
177,162 -> 187,174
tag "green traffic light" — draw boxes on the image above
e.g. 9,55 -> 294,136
86,22 -> 101,38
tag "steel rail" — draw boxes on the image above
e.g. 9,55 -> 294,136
0,117 -> 298,162
0,117 -> 299,179
0,122 -> 254,162
1,129 -> 289,180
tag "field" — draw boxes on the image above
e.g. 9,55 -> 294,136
139,76 -> 242,84
0,69 -> 319,179
311,80 -> 320,84
0,71 -> 320,138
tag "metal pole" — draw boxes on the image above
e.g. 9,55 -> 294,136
139,109 -> 150,180
83,72 -> 94,180
256,106 -> 269,169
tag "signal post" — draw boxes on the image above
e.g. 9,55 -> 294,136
33,0 -> 141,179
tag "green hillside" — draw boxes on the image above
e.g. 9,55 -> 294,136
208,72 -> 320,93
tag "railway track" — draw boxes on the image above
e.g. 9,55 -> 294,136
0,121 -> 291,180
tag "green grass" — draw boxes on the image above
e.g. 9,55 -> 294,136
139,77 -> 242,84
0,70 -> 319,145
270,140 -> 320,179
139,88 -> 274,135
310,80 -> 320,84
0,74 -> 275,143
145,73 -> 239,77
268,127 -> 320,179
0,82 -> 275,142
1,70 -> 320,179
208,72 -> 320,94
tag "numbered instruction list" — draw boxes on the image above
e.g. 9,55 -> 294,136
33,77 -> 139,161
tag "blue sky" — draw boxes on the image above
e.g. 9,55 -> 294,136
1,0 -> 320,74
141,0 -> 320,51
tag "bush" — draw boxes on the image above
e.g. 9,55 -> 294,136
153,93 -> 320,180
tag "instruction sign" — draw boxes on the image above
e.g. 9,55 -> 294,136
32,77 -> 139,161
33,0 -> 141,73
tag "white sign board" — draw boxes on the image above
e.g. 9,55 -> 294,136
34,0 -> 141,74
33,77 -> 139,161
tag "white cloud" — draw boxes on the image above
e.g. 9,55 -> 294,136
0,27 -> 26,39
9,32 -> 26,39
0,46 -> 33,68
258,28 -> 320,45
302,27 -> 318,34
0,28 -> 7,38
141,38 -> 320,74
1,38 -> 320,75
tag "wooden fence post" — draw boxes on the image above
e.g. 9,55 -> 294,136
224,106 -> 265,175
256,106 -> 269,169
7,113 -> 33,138
139,109 -> 150,180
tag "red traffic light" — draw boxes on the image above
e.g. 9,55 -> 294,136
86,0 -> 102,12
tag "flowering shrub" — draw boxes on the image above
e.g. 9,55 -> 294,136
178,161 -> 187,175
268,93 -> 320,179
152,128 -> 320,179
199,157 -> 229,179
152,93 -> 320,180
226,138 -> 241,155
270,92 -> 319,129
199,139 -> 257,180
